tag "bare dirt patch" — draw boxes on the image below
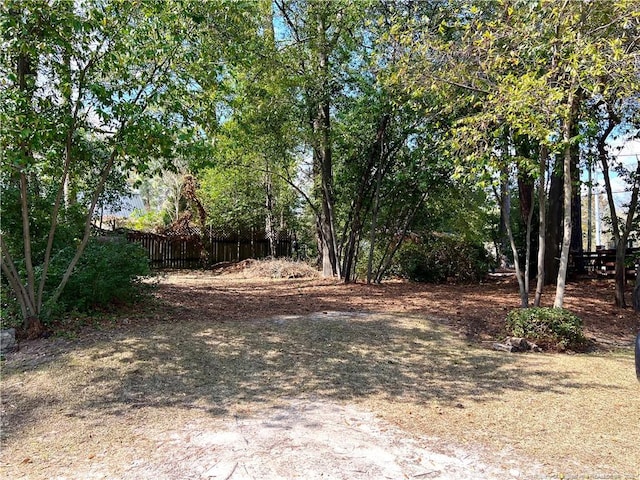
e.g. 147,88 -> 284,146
2,266 -> 639,479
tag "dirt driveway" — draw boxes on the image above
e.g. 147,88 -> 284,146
1,269 -> 638,479
104,396 -> 540,480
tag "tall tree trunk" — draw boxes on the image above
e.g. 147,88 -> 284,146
498,179 -> 529,308
314,16 -> 340,278
597,107 -> 637,308
570,126 -> 584,275
277,0 -> 342,277
262,0 -> 277,258
318,140 -> 340,277
496,181 -> 511,269
553,144 -> 572,308
517,165 -> 535,293
343,114 -> 389,282
534,145 -> 548,307
367,160 -> 385,284
515,136 -> 537,289
15,48 -> 41,332
554,88 -> 579,309
524,188 -> 535,296
545,162 -> 562,285
264,160 -> 277,257
612,161 -> 640,308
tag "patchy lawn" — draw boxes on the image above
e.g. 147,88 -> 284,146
1,268 -> 639,479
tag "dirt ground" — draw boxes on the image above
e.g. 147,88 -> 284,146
2,266 -> 639,479
157,268 -> 640,347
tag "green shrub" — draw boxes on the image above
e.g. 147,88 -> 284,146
125,208 -> 170,232
506,307 -> 587,351
44,237 -> 151,314
395,234 -> 491,284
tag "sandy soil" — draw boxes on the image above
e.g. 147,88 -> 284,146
99,397 -> 541,480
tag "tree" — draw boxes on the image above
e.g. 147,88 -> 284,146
390,0 -> 640,308
0,0 -> 239,331
271,0 -> 372,277
592,99 -> 640,307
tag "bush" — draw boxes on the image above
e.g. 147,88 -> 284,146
125,208 -> 170,232
395,234 -> 491,283
506,307 -> 587,351
44,237 -> 151,314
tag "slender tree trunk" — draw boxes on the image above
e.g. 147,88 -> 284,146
374,192 -> 428,284
367,159 -> 384,284
613,160 -> 640,307
19,173 -> 37,316
497,181 -> 511,269
48,149 -> 120,308
524,188 -> 535,296
554,89 -> 579,309
14,48 -> 42,331
553,152 -> 572,307
545,163 -> 562,284
534,145 -> 548,307
342,218 -> 360,282
319,159 -> 339,278
597,109 -> 638,308
601,142 -> 622,304
343,115 -> 389,282
264,160 -> 277,257
312,14 -> 340,278
1,237 -> 36,319
516,159 -> 535,293
570,132 -> 584,275
262,0 -> 277,258
498,180 -> 528,308
614,242 -> 627,307
37,59 -> 90,310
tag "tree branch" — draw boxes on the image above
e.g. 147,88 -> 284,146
1,235 -> 36,317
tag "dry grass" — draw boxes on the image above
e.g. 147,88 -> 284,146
1,271 -> 639,479
214,258 -> 320,279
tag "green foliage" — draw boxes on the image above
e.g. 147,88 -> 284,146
0,280 -> 22,328
125,209 -> 169,232
43,239 -> 151,315
0,185 -> 87,265
506,307 -> 587,351
395,234 -> 492,284
198,164 -> 266,232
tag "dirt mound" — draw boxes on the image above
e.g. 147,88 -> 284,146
215,258 -> 320,279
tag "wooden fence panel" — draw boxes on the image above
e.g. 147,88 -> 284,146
572,247 -> 639,277
127,230 -> 293,269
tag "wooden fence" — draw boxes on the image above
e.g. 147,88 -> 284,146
208,231 -> 292,263
573,247 -> 639,277
127,230 -> 293,269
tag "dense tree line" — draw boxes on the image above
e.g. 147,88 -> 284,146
1,0 -> 639,331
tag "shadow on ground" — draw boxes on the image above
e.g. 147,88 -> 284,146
1,278 -> 622,444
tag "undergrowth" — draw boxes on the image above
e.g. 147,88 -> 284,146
506,307 -> 587,351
